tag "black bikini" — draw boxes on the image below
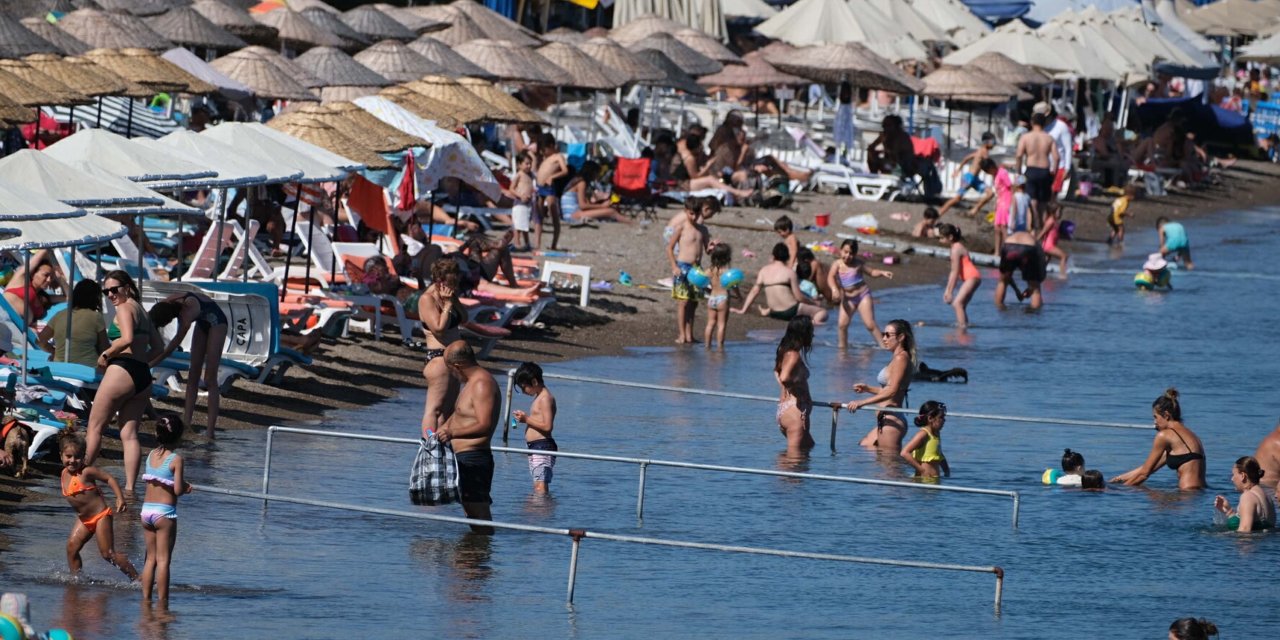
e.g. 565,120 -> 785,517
423,302 -> 463,362
1166,430 -> 1204,470
183,293 -> 227,332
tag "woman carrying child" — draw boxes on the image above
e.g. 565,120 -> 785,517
141,413 -> 194,605
937,224 -> 981,328
827,239 -> 892,349
901,401 -> 950,479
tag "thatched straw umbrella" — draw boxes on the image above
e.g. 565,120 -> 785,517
967,51 -> 1050,87
253,8 -> 344,50
0,13 -> 61,58
922,64 -> 1027,154
457,77 -> 545,124
543,27 -> 588,45
341,6 -> 417,43
524,45 -> 573,87
452,39 -> 550,84
368,4 -> 445,35
577,37 -> 663,83
0,93 -> 36,126
697,51 -> 802,88
300,8 -> 368,52
63,56 -> 153,98
765,42 -> 924,93
293,46 -> 390,91
674,28 -> 742,65
209,48 -> 319,101
21,17 -> 92,56
400,75 -> 499,123
55,9 -> 173,52
145,6 -> 247,53
627,32 -> 722,76
632,50 -> 706,95
23,54 -> 128,98
239,45 -> 324,89
448,0 -> 540,47
406,36 -> 495,80
377,85 -> 463,129
85,48 -> 219,94
429,12 -> 486,47
95,0 -> 173,17
537,42 -> 627,90
192,0 -> 278,45
266,113 -> 395,169
0,60 -> 91,107
291,101 -> 428,153
353,39 -> 442,84
609,14 -> 685,46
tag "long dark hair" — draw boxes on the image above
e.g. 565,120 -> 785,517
774,316 -> 813,373
885,318 -> 917,371
1169,618 -> 1218,640
102,270 -> 140,301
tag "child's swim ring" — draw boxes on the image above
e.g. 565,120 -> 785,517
1134,270 -> 1171,290
1041,469 -> 1082,486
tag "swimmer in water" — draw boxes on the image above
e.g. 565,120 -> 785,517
1112,388 -> 1206,490
848,319 -> 915,455
1214,456 -> 1275,532
901,401 -> 949,479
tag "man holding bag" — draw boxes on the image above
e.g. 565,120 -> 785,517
436,340 -> 500,534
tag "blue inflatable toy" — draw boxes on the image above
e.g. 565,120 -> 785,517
686,266 -> 710,288
720,268 -> 744,288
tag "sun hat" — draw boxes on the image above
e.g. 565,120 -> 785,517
1143,253 -> 1168,271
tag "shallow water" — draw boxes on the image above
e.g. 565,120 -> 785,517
4,208 -> 1280,638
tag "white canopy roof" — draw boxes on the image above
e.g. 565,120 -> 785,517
868,0 -> 949,43
907,0 -> 991,38
755,0 -> 927,61
0,150 -> 163,208
943,21 -> 1071,72
43,129 -> 219,185
1039,19 -> 1148,81
69,162 -> 202,217
0,178 -> 87,221
1239,31 -> 1280,62
153,130 -> 304,185
721,0 -> 777,20
200,123 -> 348,184
1026,0 -> 1137,25
0,179 -> 126,251
1153,0 -> 1219,53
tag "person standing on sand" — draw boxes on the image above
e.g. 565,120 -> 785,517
667,200 -> 711,344
1015,108 -> 1059,234
1252,420 -> 1280,495
937,132 -> 996,217
437,341 -> 500,534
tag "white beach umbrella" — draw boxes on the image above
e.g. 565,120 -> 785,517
0,150 -> 163,209
1043,33 -> 1119,80
943,21 -> 1071,73
756,0 -> 915,53
161,46 -> 253,100
1153,0 -> 1219,54
151,130 -> 304,186
1039,21 -> 1146,81
43,128 -> 218,186
908,0 -> 991,39
721,0 -> 777,21
1239,32 -> 1280,62
868,0 -> 949,44
201,123 -> 348,184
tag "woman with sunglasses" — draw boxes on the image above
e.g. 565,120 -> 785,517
85,271 -> 163,494
847,319 -> 917,455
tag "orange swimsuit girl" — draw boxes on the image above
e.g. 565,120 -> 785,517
62,468 -> 111,533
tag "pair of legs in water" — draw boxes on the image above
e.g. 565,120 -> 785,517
836,288 -> 880,349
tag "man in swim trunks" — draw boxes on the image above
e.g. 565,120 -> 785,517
1157,216 -> 1195,270
937,132 -> 996,217
438,340 -> 500,534
1015,106 -> 1059,234
995,221 -> 1046,310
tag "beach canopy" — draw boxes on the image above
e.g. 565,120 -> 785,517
354,39 -> 443,83
54,9 -> 173,52
341,6 -> 417,42
1152,0 -> 1218,54
755,0 -> 928,62
144,6 -> 247,51
0,13 -> 62,58
265,114 -> 395,171
543,27 -> 589,44
396,75 -> 497,124
253,8 -> 344,49
376,85 -> 464,129
353,95 -> 502,201
697,50 -> 803,88
922,65 -> 1024,102
44,128 -> 219,184
0,150 -> 164,208
94,0 -> 173,17
428,11 -> 487,47
0,178 -> 86,221
943,20 -> 1072,73
149,129 -> 301,186
162,46 -> 254,99
0,94 -> 34,126
1025,0 -> 1136,25
0,209 -> 126,253
85,47 -> 219,94
907,0 -> 991,44
369,3 -> 445,35
300,7 -> 369,51
192,0 -> 279,44
21,54 -> 124,98
68,161 -> 201,216
628,32 -> 722,76
867,0 -> 949,44
201,122 -> 347,183
20,17 -> 92,56
452,39 -> 552,85
210,47 -> 319,101
674,28 -> 742,65
294,46 -> 390,89
247,121 -> 366,173
1239,31 -> 1280,63
0,60 -> 90,107
766,42 -> 925,93
722,0 -> 778,21
1183,0 -> 1276,36
407,36 -> 497,80
632,49 -> 707,95
537,42 -> 628,90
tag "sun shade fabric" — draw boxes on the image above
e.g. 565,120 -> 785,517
0,150 -> 164,208
209,47 -> 319,101
44,128 -> 219,183
200,121 -> 347,183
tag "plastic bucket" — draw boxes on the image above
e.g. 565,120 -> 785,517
815,213 -> 831,228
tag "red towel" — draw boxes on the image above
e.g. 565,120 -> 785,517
396,150 -> 416,212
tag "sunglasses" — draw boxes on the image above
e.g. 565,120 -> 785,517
881,331 -> 899,338
102,285 -> 125,297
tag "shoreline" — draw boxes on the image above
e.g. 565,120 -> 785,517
4,159 -> 1279,534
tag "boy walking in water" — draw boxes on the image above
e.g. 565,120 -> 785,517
512,362 -> 558,494
667,198 -> 711,344
535,133 -> 568,251
773,215 -> 799,268
938,132 -> 997,217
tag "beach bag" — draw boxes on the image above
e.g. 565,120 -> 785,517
409,433 -> 461,505
759,175 -> 793,209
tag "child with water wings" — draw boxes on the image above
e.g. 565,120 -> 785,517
1108,184 -> 1137,245
57,427 -> 138,581
141,412 -> 194,606
937,223 -> 981,328
704,243 -> 734,349
534,133 -> 568,251
509,151 -> 536,252
901,401 -> 950,479
666,198 -> 711,344
773,216 -> 799,268
512,362 -> 558,494
1039,202 -> 1070,275
1042,449 -> 1106,489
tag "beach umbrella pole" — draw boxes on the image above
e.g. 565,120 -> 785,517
125,99 -> 134,138
65,248 -> 73,362
303,202 -> 316,295
212,189 -> 226,283
96,97 -> 103,127
20,250 -> 30,382
280,183 -> 302,302
34,108 -> 41,146
330,184 -> 340,284
554,86 -> 562,130
137,217 -> 146,297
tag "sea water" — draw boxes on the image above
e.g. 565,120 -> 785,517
3,208 -> 1280,638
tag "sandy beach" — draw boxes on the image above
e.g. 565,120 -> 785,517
4,158 -> 1279,533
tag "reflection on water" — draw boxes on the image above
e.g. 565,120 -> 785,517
137,603 -> 176,640
54,585 -> 108,637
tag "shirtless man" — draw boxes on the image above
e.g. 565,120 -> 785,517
1253,420 -> 1280,494
1015,109 -> 1059,234
937,132 -> 996,217
666,202 -> 711,343
437,340 -> 500,534
535,133 -> 569,251
995,209 -> 1045,310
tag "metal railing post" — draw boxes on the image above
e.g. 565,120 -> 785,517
501,368 -> 517,445
261,426 -> 275,498
994,567 -> 1004,610
829,404 -> 840,453
566,532 -> 584,603
1011,493 -> 1020,530
636,462 -> 649,521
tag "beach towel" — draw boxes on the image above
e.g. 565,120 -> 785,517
409,433 -> 461,506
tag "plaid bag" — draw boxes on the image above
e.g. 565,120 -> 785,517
409,433 -> 461,505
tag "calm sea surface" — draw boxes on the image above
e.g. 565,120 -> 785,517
3,208 -> 1279,639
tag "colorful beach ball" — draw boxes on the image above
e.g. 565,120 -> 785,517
720,269 -> 744,288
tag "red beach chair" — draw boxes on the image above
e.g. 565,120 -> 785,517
611,156 -> 658,220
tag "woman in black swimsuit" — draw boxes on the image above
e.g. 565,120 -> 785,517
149,290 -> 229,441
419,260 -> 464,438
85,271 -> 163,493
1112,388 -> 1206,490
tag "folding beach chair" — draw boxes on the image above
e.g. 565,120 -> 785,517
611,157 -> 658,221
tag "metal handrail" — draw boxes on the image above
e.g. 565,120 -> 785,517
193,484 -> 1004,608
263,426 -> 1021,528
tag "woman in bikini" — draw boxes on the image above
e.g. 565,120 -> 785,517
848,319 -> 916,455
4,248 -> 61,324
419,260 -> 464,438
774,316 -> 815,454
1112,388 -> 1207,490
148,290 -> 229,440
85,271 -> 163,493
937,224 -> 982,328
1214,456 -> 1275,532
827,239 -> 892,349
733,243 -> 827,324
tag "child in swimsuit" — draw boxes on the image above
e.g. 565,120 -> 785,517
901,401 -> 950,480
513,363 -> 558,495
703,243 -> 733,350
509,151 -> 536,252
57,427 -> 137,581
141,413 -> 193,605
827,239 -> 892,349
1039,202 -> 1069,275
1108,184 -> 1136,245
937,223 -> 981,328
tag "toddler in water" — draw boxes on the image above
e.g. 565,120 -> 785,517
902,401 -> 950,479
57,427 -> 138,580
513,362 -> 558,494
1043,449 -> 1105,489
509,151 -> 536,252
141,413 -> 193,606
703,242 -> 733,350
